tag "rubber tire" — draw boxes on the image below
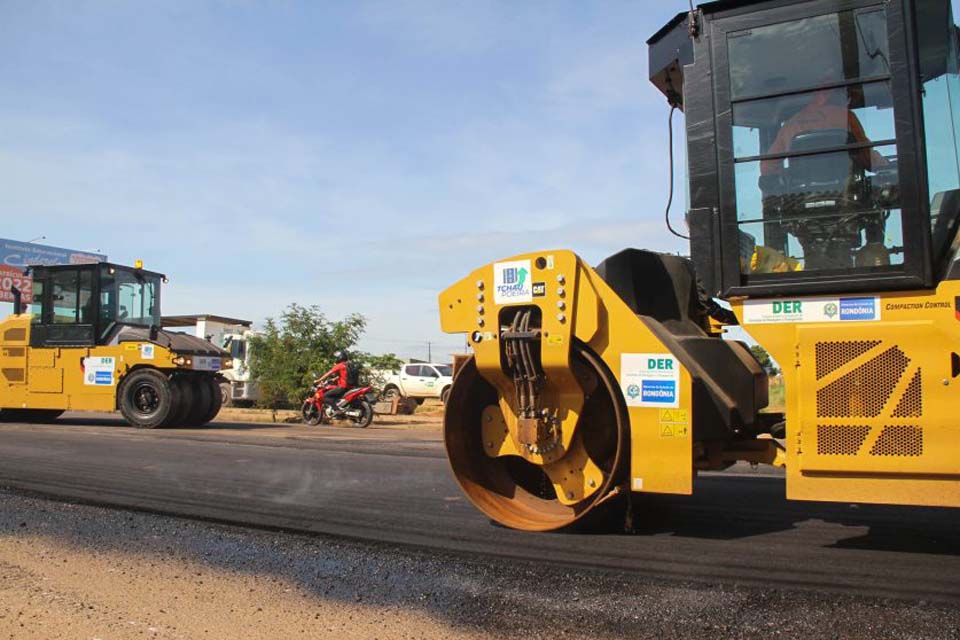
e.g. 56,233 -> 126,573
441,386 -> 451,405
184,376 -> 215,427
352,400 -> 374,428
198,376 -> 223,425
382,386 -> 401,401
119,369 -> 177,429
302,400 -> 321,426
165,376 -> 195,428
415,398 -> 425,406
397,397 -> 418,415
220,382 -> 234,407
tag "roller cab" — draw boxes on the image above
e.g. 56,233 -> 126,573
441,0 -> 960,530
648,0 -> 960,508
0,262 -> 231,428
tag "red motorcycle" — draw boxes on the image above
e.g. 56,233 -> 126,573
301,376 -> 375,428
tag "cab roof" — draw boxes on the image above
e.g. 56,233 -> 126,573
648,0 -> 778,45
28,262 -> 167,280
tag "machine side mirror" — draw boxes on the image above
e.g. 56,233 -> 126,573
11,286 -> 21,316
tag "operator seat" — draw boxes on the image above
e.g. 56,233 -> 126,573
784,129 -> 863,198
763,129 -> 878,269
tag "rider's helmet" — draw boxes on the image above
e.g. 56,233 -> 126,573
333,350 -> 348,363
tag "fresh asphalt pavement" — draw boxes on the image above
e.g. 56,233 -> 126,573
0,412 -> 957,603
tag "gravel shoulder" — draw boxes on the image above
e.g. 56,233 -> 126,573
1,490 -> 958,640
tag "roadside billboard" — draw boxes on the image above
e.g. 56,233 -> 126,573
0,266 -> 35,304
0,238 -> 107,304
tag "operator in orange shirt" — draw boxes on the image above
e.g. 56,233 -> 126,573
760,86 -> 889,177
749,85 -> 892,272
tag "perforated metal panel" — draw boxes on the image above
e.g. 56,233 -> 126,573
816,347 -> 910,417
777,294 -> 959,492
891,370 -> 923,418
815,340 -> 881,379
870,425 -> 923,457
816,425 -> 871,455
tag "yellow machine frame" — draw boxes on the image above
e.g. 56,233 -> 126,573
0,313 -> 200,413
441,250 -> 960,511
441,250 -> 696,504
737,280 -> 960,507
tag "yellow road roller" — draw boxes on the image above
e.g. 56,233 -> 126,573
439,0 -> 960,530
0,261 -> 231,428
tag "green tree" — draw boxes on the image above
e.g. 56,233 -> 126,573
248,304 -> 404,408
360,352 -> 404,389
749,344 -> 779,376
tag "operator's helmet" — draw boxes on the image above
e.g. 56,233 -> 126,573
334,350 -> 348,363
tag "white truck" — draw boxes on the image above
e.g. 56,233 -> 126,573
219,329 -> 260,406
162,314 -> 261,406
380,362 -> 454,405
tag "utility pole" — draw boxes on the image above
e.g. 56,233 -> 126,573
427,341 -> 432,362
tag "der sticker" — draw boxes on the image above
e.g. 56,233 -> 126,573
84,357 -> 115,386
621,353 -> 680,408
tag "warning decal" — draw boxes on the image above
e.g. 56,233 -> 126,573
659,408 -> 689,438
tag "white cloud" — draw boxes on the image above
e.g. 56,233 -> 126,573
0,1 -> 695,361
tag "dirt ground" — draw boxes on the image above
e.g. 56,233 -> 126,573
0,500 -> 478,640
1,490 -> 957,640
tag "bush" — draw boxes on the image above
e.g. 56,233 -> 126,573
248,303 -> 401,409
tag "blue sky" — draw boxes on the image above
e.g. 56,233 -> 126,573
1,1 -> 689,359
3,2 -> 957,359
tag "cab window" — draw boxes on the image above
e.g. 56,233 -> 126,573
51,271 -> 80,324
728,7 -> 904,275
78,270 -> 94,324
229,339 -> 246,360
99,266 -> 161,328
918,0 -> 960,262
29,279 -> 44,322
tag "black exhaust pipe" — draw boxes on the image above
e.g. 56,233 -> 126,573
11,286 -> 21,316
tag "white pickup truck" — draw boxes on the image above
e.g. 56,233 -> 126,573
380,363 -> 454,405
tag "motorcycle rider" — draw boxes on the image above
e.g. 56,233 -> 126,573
316,350 -> 351,409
